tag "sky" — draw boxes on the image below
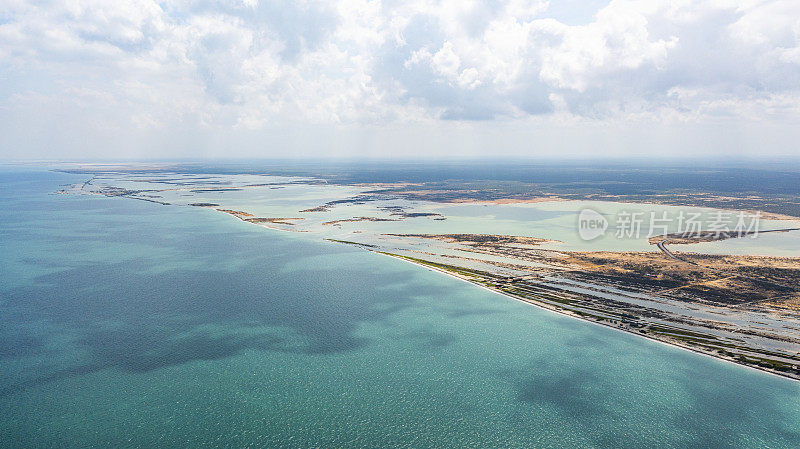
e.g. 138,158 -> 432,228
1,0 -> 799,160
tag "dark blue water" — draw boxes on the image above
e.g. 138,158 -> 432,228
2,167 -> 799,448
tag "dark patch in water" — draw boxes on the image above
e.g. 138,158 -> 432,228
0,199 -> 457,395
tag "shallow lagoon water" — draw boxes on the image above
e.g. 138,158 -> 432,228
97,172 -> 800,257
2,168 -> 800,448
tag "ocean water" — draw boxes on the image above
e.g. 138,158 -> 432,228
1,167 -> 799,448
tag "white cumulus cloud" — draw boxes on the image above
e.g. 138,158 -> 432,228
1,0 -> 799,157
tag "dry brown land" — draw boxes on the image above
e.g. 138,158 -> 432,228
387,233 -> 558,247
446,197 -> 565,204
322,217 -> 400,225
245,217 -> 305,225
421,233 -> 800,307
216,209 -> 254,218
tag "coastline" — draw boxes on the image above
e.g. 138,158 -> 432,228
369,249 -> 800,383
61,174 -> 800,382
210,204 -> 800,382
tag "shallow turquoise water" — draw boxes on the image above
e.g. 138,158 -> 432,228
1,167 -> 799,448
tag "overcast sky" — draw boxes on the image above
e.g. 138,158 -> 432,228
1,0 -> 799,160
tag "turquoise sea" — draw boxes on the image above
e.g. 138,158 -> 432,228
1,167 -> 799,448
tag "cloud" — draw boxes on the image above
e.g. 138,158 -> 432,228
0,0 -> 799,157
